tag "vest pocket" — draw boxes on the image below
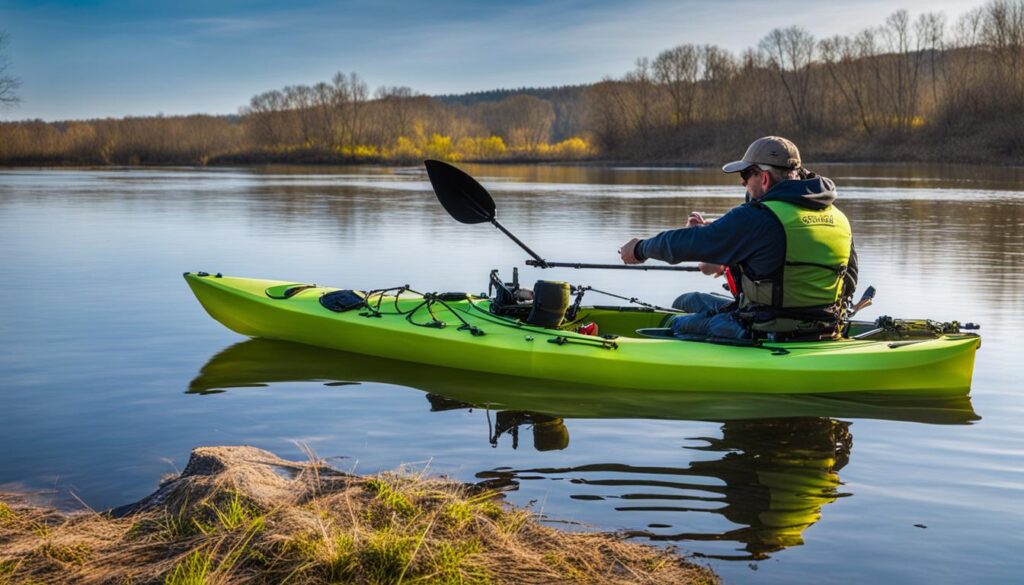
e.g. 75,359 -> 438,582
740,274 -> 775,306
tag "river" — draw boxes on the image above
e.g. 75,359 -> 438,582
1,163 -> 1021,583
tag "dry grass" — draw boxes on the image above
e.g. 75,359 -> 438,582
0,446 -> 718,585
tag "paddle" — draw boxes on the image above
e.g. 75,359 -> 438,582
424,159 -> 699,272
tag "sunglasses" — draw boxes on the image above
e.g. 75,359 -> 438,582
740,166 -> 761,182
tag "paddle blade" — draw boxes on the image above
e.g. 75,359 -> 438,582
424,159 -> 496,224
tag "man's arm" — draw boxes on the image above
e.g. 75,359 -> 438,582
619,211 -> 712,265
629,206 -> 777,266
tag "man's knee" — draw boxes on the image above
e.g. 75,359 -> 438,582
672,291 -> 705,312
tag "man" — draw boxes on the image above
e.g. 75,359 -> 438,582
619,136 -> 857,341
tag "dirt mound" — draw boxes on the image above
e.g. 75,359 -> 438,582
0,445 -> 718,584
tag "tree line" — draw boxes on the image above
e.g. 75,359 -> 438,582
1,0 -> 1022,166
586,0 -> 1024,162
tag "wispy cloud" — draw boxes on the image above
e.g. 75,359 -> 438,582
181,17 -> 280,36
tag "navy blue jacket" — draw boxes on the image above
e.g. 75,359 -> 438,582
636,177 -> 857,286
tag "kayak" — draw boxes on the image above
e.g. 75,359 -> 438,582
184,272 -> 980,396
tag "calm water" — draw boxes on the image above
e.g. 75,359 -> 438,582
1,163 -> 1022,584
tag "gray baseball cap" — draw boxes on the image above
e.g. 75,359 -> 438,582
722,136 -> 801,173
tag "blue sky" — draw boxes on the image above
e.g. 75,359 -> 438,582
1,0 -> 976,121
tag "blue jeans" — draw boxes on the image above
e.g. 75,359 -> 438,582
669,292 -> 748,339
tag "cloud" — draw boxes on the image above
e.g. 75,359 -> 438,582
181,17 -> 279,36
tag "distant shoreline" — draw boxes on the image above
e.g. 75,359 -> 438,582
1,157 -> 1021,170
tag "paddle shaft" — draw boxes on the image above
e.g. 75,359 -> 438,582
526,259 -> 700,272
491,219 -> 546,264
490,219 -> 699,271
490,219 -> 700,272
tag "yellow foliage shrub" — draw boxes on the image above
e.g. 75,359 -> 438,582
338,144 -> 380,159
423,134 -> 459,161
543,137 -> 592,159
381,134 -> 587,162
387,136 -> 422,160
455,136 -> 507,159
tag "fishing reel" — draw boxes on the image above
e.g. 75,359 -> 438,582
488,268 -> 533,319
487,268 -> 573,328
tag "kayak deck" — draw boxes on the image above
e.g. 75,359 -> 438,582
184,273 -> 980,396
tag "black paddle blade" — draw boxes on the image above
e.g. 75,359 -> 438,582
424,159 -> 496,224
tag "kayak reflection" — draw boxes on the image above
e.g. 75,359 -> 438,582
426,394 -> 569,451
478,417 -> 851,560
188,339 -> 978,560
426,391 -> 846,559
189,339 -> 979,425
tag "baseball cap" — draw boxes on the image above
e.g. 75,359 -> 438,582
722,136 -> 801,173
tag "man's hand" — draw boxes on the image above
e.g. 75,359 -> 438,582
686,212 -> 706,228
699,262 -> 726,277
619,238 -> 644,265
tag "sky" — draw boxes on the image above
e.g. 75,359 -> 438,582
0,0 -> 979,121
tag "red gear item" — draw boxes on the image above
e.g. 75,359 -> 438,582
724,267 -> 739,297
578,322 -> 599,336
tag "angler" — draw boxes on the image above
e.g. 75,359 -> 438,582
619,136 -> 858,341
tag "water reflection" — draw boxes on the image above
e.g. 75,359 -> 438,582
426,394 -> 570,452
478,417 -> 851,561
188,339 -> 978,560
188,339 -> 979,425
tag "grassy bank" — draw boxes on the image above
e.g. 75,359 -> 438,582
0,446 -> 718,584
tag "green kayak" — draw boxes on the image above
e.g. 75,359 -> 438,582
184,272 -> 980,396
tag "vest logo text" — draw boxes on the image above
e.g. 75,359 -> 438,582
800,214 -> 834,225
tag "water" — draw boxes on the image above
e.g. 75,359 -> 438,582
1,163 -> 1022,584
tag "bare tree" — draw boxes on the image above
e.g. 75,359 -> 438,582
283,84 -> 317,145
820,31 -> 879,135
474,94 -> 554,150
374,86 -> 417,146
244,90 -> 287,145
611,58 -> 660,145
876,10 -> 926,132
652,44 -> 700,127
759,26 -> 817,129
699,45 -> 737,122
937,7 -> 988,123
916,13 -> 947,111
981,0 -> 1024,97
584,79 -> 631,154
0,32 -> 21,108
330,72 -> 369,147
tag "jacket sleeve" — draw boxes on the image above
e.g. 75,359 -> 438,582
635,206 -> 776,266
843,241 -> 858,301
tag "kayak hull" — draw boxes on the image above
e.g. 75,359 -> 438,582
185,273 -> 980,396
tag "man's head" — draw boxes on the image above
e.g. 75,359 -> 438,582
722,136 -> 801,200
